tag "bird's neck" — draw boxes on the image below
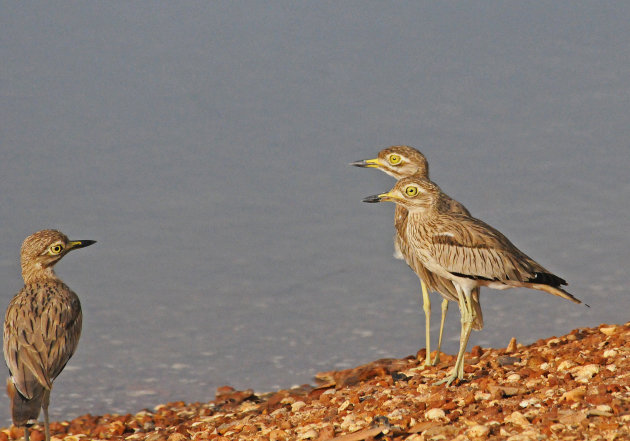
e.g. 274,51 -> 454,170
405,203 -> 435,219
21,263 -> 60,284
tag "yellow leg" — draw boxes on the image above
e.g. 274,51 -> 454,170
420,279 -> 432,366
43,389 -> 50,441
434,287 -> 475,386
432,298 -> 449,365
454,318 -> 473,381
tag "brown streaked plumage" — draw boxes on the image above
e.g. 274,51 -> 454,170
352,145 -> 482,366
3,230 -> 95,441
363,177 -> 583,385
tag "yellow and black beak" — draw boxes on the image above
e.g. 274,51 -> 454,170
362,191 -> 398,203
67,239 -> 97,251
349,158 -> 382,168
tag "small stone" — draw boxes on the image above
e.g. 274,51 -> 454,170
166,434 -> 187,441
317,426 -> 335,440
506,337 -> 518,354
507,374 -> 521,382
144,434 -> 167,441
474,392 -> 491,401
488,385 -> 523,397
298,429 -> 318,440
425,408 -> 446,421
291,401 -> 307,412
392,371 -> 411,383
466,424 -> 490,438
338,399 -> 352,412
108,421 -> 125,436
471,345 -> 483,357
602,349 -> 618,358
387,408 -> 407,420
340,414 -> 365,432
587,408 -> 613,417
509,430 -> 542,441
549,423 -> 565,432
268,429 -> 288,441
270,407 -> 288,417
560,386 -> 586,402
505,411 -> 530,427
557,360 -> 575,371
519,398 -> 538,408
572,364 -> 599,382
420,425 -> 459,439
596,404 -> 613,413
497,356 -> 521,366
558,411 -> 587,426
600,326 -> 617,336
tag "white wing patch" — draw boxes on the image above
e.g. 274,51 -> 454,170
435,231 -> 455,238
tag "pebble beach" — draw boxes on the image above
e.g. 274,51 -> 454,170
2,322 -> 628,441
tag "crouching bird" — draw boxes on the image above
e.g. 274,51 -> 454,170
3,230 -> 96,441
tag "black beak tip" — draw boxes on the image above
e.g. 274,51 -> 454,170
349,160 -> 368,168
362,195 -> 382,203
80,240 -> 97,248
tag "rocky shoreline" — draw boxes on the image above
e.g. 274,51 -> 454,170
1,322 -> 629,441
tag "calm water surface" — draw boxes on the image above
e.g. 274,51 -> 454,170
1,2 -> 629,423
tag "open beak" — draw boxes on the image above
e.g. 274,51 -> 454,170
349,158 -> 382,168
67,239 -> 97,251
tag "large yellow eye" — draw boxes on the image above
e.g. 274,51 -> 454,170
388,154 -> 402,165
405,186 -> 419,197
49,244 -> 64,255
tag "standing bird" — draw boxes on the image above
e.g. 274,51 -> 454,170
3,230 -> 95,441
351,146 -> 482,366
363,177 -> 583,385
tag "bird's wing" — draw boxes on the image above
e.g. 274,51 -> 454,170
427,216 -> 546,283
3,284 -> 82,398
441,193 -> 471,217
46,291 -> 82,381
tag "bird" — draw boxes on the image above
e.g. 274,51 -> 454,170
351,145 -> 482,366
3,230 -> 96,441
363,176 -> 583,385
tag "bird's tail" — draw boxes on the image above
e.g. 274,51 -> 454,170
508,282 -> 585,306
6,378 -> 42,427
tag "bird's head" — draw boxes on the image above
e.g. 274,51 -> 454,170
362,176 -> 440,212
20,230 -> 96,282
350,145 -> 429,179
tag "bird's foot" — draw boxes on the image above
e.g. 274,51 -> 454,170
417,348 -> 432,367
433,370 -> 463,386
431,353 -> 441,366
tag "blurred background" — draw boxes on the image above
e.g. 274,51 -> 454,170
1,2 -> 629,422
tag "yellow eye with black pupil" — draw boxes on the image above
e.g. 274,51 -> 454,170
389,154 -> 401,165
50,245 -> 63,254
405,186 -> 419,197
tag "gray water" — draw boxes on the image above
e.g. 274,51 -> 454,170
1,1 -> 629,423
